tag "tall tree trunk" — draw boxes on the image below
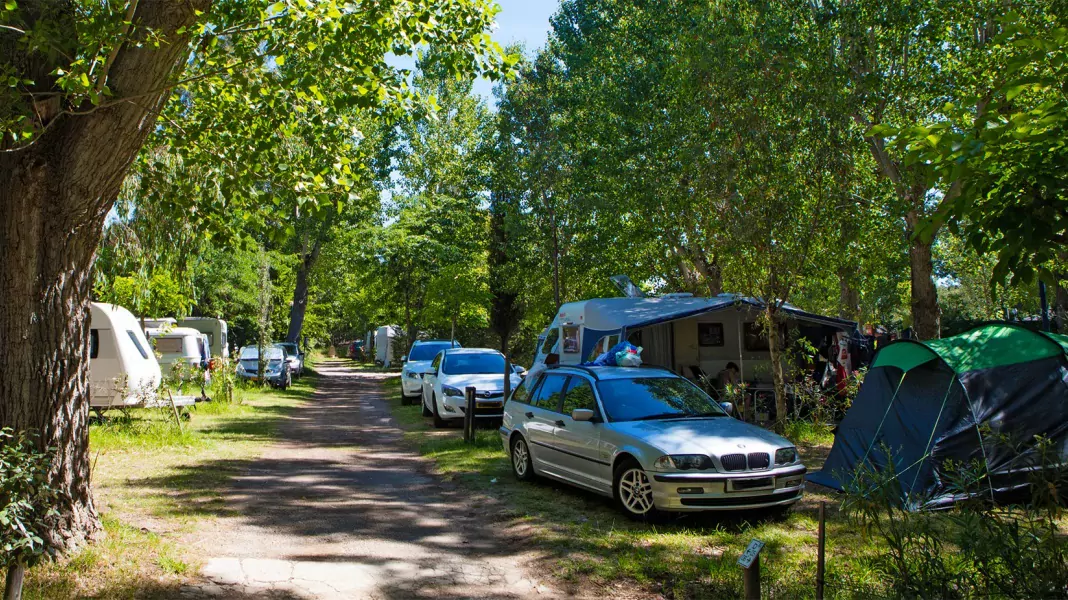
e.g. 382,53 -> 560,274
766,306 -> 788,429
905,210 -> 941,340
0,0 -> 211,550
551,208 -> 561,308
838,267 -> 860,322
285,239 -> 323,344
4,562 -> 25,600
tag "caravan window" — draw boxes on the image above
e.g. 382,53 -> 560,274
90,330 -> 99,359
562,326 -> 580,354
154,337 -> 184,354
127,331 -> 149,359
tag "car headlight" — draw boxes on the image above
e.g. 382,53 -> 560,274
442,385 -> 464,397
775,447 -> 799,465
405,371 -> 420,379
653,455 -> 713,471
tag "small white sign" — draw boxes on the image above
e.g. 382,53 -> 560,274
737,539 -> 765,568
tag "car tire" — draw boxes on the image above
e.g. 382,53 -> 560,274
510,435 -> 536,481
421,393 -> 433,417
614,458 -> 663,522
280,372 -> 291,390
431,394 -> 448,429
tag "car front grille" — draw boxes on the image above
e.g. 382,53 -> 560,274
719,452 -> 770,471
748,452 -> 770,470
720,454 -> 747,471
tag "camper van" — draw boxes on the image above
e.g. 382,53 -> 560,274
89,303 -> 163,408
142,317 -> 177,330
147,326 -> 210,379
178,317 -> 229,358
374,325 -> 401,368
532,294 -> 856,392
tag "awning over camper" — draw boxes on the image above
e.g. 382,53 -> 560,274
566,294 -> 857,333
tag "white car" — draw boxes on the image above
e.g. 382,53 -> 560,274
400,339 -> 461,405
420,348 -> 521,428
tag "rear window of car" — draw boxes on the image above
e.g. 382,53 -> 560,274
509,375 -> 539,405
531,374 -> 568,412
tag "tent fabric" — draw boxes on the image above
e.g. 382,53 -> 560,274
872,324 -> 1067,374
561,294 -> 856,333
809,323 -> 1068,509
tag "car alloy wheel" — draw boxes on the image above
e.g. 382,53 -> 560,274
615,460 -> 660,520
421,393 -> 433,417
511,436 -> 535,481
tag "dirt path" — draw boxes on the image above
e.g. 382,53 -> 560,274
180,361 -> 562,599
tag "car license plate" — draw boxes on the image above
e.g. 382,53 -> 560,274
477,401 -> 502,408
729,477 -> 774,492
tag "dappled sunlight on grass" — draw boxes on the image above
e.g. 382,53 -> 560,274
24,365 -> 323,599
381,373 -> 888,599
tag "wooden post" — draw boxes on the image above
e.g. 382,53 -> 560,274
4,562 -> 25,600
743,554 -> 760,600
166,390 -> 184,433
464,386 -> 476,443
816,501 -> 826,600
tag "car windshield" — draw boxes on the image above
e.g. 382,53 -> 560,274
239,347 -> 283,360
442,352 -> 505,375
409,342 -> 457,362
596,376 -> 727,422
278,343 -> 298,356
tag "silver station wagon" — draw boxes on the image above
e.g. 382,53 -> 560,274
500,366 -> 806,520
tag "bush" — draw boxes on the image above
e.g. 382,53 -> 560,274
842,439 -> 1068,598
0,429 -> 58,579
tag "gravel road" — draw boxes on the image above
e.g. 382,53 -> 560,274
180,360 -> 563,599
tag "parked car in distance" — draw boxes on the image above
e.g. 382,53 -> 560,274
500,366 -> 806,521
235,345 -> 291,389
349,339 -> 366,361
400,339 -> 462,405
421,348 -> 519,428
276,342 -> 304,378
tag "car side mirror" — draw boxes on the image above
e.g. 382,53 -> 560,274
401,356 -> 407,363
720,402 -> 734,415
572,409 -> 595,422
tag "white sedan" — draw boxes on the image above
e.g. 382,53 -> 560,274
421,348 -> 520,428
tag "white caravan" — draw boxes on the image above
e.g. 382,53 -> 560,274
89,303 -> 162,409
147,326 -> 209,378
532,294 -> 857,387
178,317 -> 229,358
374,325 -> 401,368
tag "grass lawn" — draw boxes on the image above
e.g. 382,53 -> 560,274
380,372 -> 890,599
20,361 -> 320,600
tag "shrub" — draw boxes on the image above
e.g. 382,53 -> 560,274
842,439 -> 1068,598
0,428 -> 58,594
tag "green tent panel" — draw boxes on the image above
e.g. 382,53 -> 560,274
872,324 -> 1067,374
811,323 -> 1068,509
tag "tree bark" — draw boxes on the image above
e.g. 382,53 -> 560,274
766,306 -> 788,429
905,210 -> 941,340
0,0 -> 212,550
4,562 -> 25,600
838,267 -> 860,322
285,238 -> 323,344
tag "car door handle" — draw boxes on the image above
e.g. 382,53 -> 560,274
525,411 -> 534,419
554,420 -> 566,427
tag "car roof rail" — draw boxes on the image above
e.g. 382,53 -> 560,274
546,364 -> 600,381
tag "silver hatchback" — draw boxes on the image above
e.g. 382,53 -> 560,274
500,366 -> 806,520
